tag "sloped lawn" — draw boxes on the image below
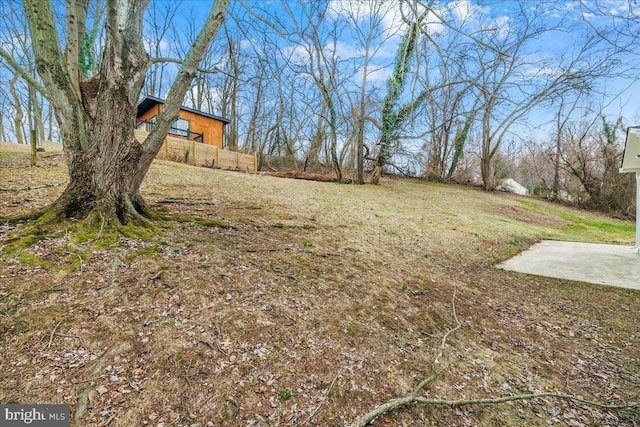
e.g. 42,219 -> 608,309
1,152 -> 638,426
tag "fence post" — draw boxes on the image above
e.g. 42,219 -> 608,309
30,129 -> 37,167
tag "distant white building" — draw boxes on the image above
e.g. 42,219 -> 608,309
496,178 -> 529,196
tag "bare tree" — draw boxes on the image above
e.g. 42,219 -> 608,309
560,113 -> 635,215
550,94 -> 584,198
412,7 -> 480,182
143,0 -> 179,97
3,0 -> 230,227
0,1 -> 50,144
369,10 -> 425,185
339,0 -> 396,184
218,26 -> 243,150
475,2 -> 612,190
284,1 -> 346,181
8,74 -> 25,145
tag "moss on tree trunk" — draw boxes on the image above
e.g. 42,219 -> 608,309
10,0 -> 230,237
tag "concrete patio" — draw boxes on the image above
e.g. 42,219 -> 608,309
496,240 -> 640,291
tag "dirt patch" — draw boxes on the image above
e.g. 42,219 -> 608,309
495,205 -> 568,228
0,155 -> 638,426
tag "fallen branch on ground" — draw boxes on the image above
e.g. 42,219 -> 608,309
352,284 -> 639,426
44,321 -> 62,350
0,182 -> 65,192
352,390 -> 640,426
268,171 -> 341,183
305,370 -> 341,425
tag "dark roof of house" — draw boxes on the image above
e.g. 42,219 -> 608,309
136,95 -> 230,124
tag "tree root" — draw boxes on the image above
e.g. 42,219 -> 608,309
2,203 -> 157,257
352,284 -> 639,426
75,343 -> 132,425
1,207 -> 68,255
352,391 -> 640,427
0,205 -> 58,224
0,182 -> 65,193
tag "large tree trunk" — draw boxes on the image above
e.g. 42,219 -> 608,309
52,90 -> 147,223
21,0 -> 229,226
36,0 -> 150,223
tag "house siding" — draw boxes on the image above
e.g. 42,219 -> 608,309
137,104 -> 224,149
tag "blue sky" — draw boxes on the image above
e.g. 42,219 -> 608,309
107,0 -> 640,131
1,0 -> 638,146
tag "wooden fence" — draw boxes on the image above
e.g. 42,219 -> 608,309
2,134 -> 257,172
135,130 -> 257,171
0,141 -> 63,153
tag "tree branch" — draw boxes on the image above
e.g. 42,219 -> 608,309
353,392 -> 639,427
416,0 -> 507,57
0,47 -> 49,98
65,0 -> 89,92
23,0 -> 91,151
236,0 -> 287,38
304,370 -> 340,424
150,56 -> 251,82
352,284 -> 638,426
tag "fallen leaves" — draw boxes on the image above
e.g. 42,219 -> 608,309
1,154 -> 638,426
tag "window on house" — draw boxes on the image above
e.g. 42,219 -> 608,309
171,118 -> 189,137
136,115 -> 156,132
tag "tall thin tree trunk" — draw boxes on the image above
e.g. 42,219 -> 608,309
447,110 -> 475,180
369,17 -> 424,185
480,112 -> 495,191
34,89 -> 46,142
0,102 -> 6,142
30,129 -> 37,167
307,107 -> 325,169
9,74 -> 24,145
553,132 -> 561,198
47,105 -> 53,141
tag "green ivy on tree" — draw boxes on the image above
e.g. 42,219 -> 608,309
79,29 -> 98,78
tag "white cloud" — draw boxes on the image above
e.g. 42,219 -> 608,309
331,40 -> 362,60
522,65 -> 561,80
362,65 -> 392,83
449,0 -> 481,22
327,0 -> 405,39
485,15 -> 511,40
282,43 -> 311,67
423,9 -> 446,36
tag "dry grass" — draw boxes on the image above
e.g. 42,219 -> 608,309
1,152 -> 639,426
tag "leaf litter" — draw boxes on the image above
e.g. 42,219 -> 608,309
0,153 -> 638,426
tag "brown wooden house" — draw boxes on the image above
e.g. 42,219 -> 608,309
136,95 -> 230,149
